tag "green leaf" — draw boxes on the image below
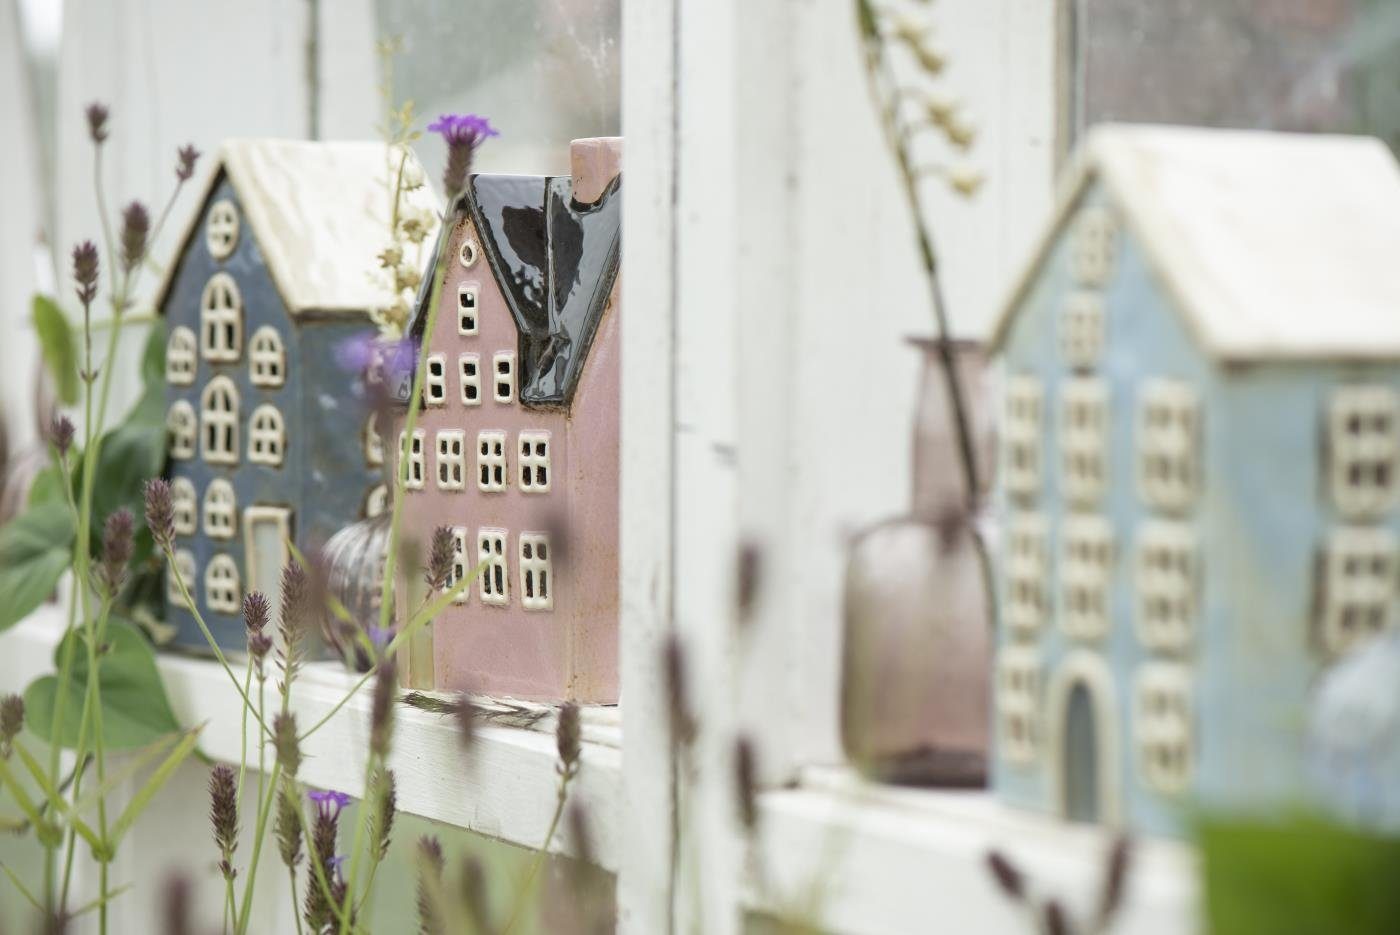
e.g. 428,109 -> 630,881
31,295 -> 78,405
0,501 -> 75,632
25,464 -> 66,509
24,618 -> 182,750
110,726 -> 201,845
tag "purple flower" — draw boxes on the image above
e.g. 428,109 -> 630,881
327,854 -> 348,877
335,332 -> 418,385
427,112 -> 498,195
367,625 -> 394,651
307,789 -> 351,820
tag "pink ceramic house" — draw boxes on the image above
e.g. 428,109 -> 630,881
394,138 -> 621,703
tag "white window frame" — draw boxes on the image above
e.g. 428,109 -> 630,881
477,430 -> 507,492
518,431 -> 551,493
203,479 -> 237,541
1059,290 -> 1104,370
458,282 -> 480,335
1061,377 -> 1108,508
1318,526 -> 1398,657
167,400 -> 197,460
519,532 -> 554,611
1004,513 -> 1048,637
167,549 -> 196,607
1070,204 -> 1117,287
1138,379 -> 1199,514
478,527 -> 509,606
425,353 -> 448,406
205,198 -> 240,260
205,554 -> 242,615
459,237 -> 479,269
248,404 -> 285,466
171,477 -> 197,536
1002,376 -> 1044,500
436,430 -> 466,490
459,353 -> 482,406
166,326 -> 198,385
400,429 -> 426,491
249,326 -> 286,388
1060,514 -> 1114,642
493,352 -> 516,403
1134,663 -> 1193,796
200,272 -> 243,362
447,526 -> 470,605
1329,385 -> 1399,519
997,646 -> 1042,766
200,376 -> 240,465
1135,521 -> 1197,655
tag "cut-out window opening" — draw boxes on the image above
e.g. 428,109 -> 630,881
365,484 -> 388,519
1062,378 -> 1109,508
249,326 -> 286,387
1061,515 -> 1114,642
364,414 -> 384,467
478,528 -> 509,606
459,238 -> 479,269
1329,385 -> 1399,519
249,405 -> 285,466
1138,380 -> 1200,514
458,283 -> 479,335
493,353 -> 516,403
205,554 -> 242,615
168,549 -> 196,607
1319,526 -> 1398,657
400,430 -> 426,490
436,430 -> 466,490
1135,664 -> 1193,796
478,431 -> 507,492
519,532 -> 553,611
168,401 -> 197,460
203,479 -> 237,540
1003,376 -> 1044,500
200,272 -> 243,362
519,431 -> 551,493
1071,204 -> 1118,287
206,199 -> 240,260
167,326 -> 198,385
998,648 -> 1041,766
201,377 -> 240,465
171,477 -> 197,536
425,354 -> 447,406
1060,291 -> 1105,370
1136,521 -> 1197,655
447,526 -> 470,605
459,354 -> 481,406
1005,513 -> 1049,637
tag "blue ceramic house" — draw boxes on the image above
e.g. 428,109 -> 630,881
987,125 -> 1400,837
153,140 -> 439,650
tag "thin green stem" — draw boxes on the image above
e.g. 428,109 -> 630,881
289,866 -> 305,935
233,755 -> 282,934
43,574 -> 81,913
502,768 -> 574,935
337,754 -> 382,935
237,658 -> 253,799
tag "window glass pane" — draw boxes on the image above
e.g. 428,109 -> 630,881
1068,0 -> 1400,154
375,0 -> 621,176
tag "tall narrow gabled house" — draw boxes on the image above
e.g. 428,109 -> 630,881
155,140 -> 440,651
394,137 -> 622,703
988,125 -> 1400,837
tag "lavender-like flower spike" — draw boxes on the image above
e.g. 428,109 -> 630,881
273,711 -> 302,779
208,764 -> 239,881
304,789 -> 347,932
144,478 -> 175,550
557,702 -> 581,777
308,788 -> 352,820
370,659 -> 397,759
275,782 -> 303,871
99,508 -> 134,596
49,415 -> 75,458
452,692 -> 479,752
415,835 -> 446,935
426,113 -> 498,196
120,201 -> 150,272
0,694 -> 24,758
86,102 -> 109,144
72,240 -> 99,307
370,768 -> 397,860
175,143 -> 200,183
424,525 -> 455,592
244,592 -> 273,676
278,560 -> 308,690
734,735 -> 758,833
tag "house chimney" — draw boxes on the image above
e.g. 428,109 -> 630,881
570,137 -> 623,204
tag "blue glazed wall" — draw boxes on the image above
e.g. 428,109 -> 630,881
163,175 -> 378,651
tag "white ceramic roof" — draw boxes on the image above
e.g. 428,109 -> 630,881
988,124 -> 1400,360
153,139 -> 441,316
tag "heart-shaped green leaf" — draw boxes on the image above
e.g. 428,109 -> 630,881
31,294 -> 78,405
0,501 -> 75,632
24,618 -> 183,750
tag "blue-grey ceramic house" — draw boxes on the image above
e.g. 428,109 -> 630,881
987,125 -> 1400,837
153,139 -> 439,651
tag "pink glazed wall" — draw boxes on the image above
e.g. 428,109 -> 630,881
397,139 -> 621,703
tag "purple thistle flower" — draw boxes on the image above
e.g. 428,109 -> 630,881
367,625 -> 394,651
175,143 -> 200,182
72,240 -> 99,307
334,331 -> 379,373
120,201 -> 150,272
49,415 -> 75,458
427,112 -> 498,196
144,478 -> 175,550
99,508 -> 134,596
85,102 -> 109,144
308,788 -> 351,820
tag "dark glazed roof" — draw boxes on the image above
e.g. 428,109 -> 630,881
407,170 -> 622,408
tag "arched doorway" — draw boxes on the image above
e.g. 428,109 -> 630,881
1063,680 -> 1099,822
